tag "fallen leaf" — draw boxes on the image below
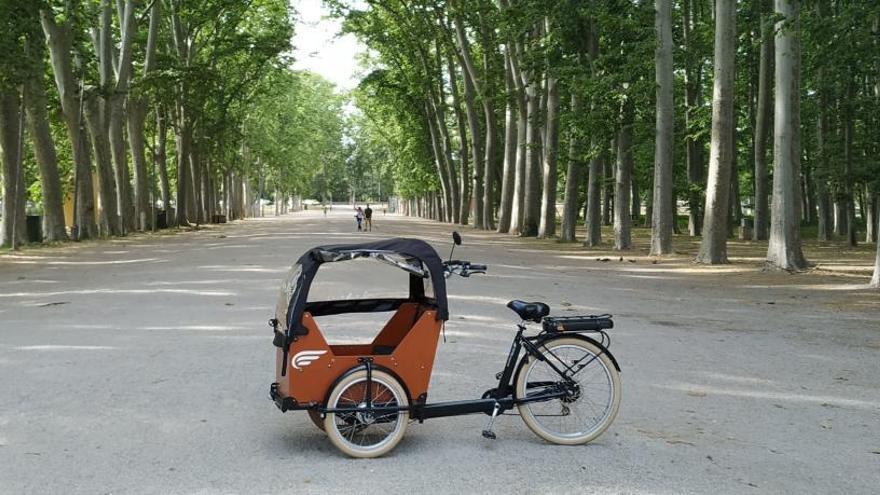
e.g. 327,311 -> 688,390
687,390 -> 707,398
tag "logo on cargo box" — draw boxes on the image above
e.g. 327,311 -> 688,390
292,350 -> 327,370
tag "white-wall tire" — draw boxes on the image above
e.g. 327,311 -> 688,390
324,369 -> 408,458
516,337 -> 620,445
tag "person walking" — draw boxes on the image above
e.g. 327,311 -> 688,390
355,206 -> 365,231
364,204 -> 373,231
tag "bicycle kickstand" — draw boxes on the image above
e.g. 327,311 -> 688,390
482,402 -> 501,440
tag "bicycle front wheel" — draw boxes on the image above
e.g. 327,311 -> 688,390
324,369 -> 408,458
516,337 -> 620,445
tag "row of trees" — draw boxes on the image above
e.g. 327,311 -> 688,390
334,0 -> 879,285
0,0 -> 351,250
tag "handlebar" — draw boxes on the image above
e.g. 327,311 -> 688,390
444,260 -> 487,278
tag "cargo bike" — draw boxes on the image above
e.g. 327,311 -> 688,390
269,233 -> 621,457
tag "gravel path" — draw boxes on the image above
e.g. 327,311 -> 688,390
2,210 -> 878,494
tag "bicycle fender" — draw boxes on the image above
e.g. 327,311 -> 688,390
531,333 -> 621,372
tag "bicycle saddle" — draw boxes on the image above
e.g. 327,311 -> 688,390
507,300 -> 550,323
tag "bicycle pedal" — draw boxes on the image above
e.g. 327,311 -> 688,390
481,429 -> 497,440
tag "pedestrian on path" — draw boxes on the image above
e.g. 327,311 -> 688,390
364,204 -> 373,231
355,207 -> 365,231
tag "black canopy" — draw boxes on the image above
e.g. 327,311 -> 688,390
284,238 -> 448,335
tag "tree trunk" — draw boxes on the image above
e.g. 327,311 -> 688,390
843,80 -> 857,247
425,101 -> 453,222
508,43 -> 528,235
108,97 -> 133,232
873,213 -> 880,287
603,152 -> 613,226
23,45 -> 67,242
136,0 -> 162,230
431,44 -> 459,223
497,49 -> 517,233
128,102 -> 150,231
696,0 -> 736,264
815,53 -> 831,242
0,92 -> 27,247
872,14 -> 880,288
753,5 -> 773,241
865,189 -> 876,244
538,69 -> 560,239
100,0 -> 135,233
446,54 -> 468,224
684,0 -> 703,237
83,93 -> 120,236
521,59 -> 542,237
631,179 -> 641,224
190,142 -> 204,224
614,105 -> 634,251
560,93 -> 582,242
480,27 -> 499,231
802,169 -> 813,224
730,136 -> 742,234
454,15 -> 485,229
766,0 -> 808,271
155,109 -> 170,215
651,0 -> 675,255
128,0 -> 159,232
585,145 -> 604,247
40,10 -> 97,239
175,109 -> 192,226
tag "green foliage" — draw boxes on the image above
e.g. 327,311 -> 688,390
243,69 -> 347,199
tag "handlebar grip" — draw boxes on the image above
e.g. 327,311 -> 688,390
469,264 -> 487,271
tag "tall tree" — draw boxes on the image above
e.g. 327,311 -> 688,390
520,32 -> 542,237
696,0 -> 736,264
753,0 -> 773,241
447,53 -> 470,225
614,102 -> 633,250
40,6 -> 98,240
24,37 -> 68,242
454,13 -> 488,229
873,14 -> 880,288
683,0 -> 705,237
538,22 -> 560,239
650,0 -> 674,255
507,41 -> 527,235
496,49 -> 516,233
128,0 -> 161,231
106,0 -> 136,232
0,92 -> 26,247
560,90 -> 581,242
766,0 -> 807,271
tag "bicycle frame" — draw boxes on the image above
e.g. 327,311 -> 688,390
318,322 -> 611,421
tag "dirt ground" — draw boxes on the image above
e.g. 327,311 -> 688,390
1,209 -> 878,494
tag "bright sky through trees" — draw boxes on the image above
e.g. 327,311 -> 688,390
291,0 -> 364,91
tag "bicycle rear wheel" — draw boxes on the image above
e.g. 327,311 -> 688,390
515,337 -> 620,445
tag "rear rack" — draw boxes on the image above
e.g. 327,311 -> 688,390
542,314 -> 613,333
